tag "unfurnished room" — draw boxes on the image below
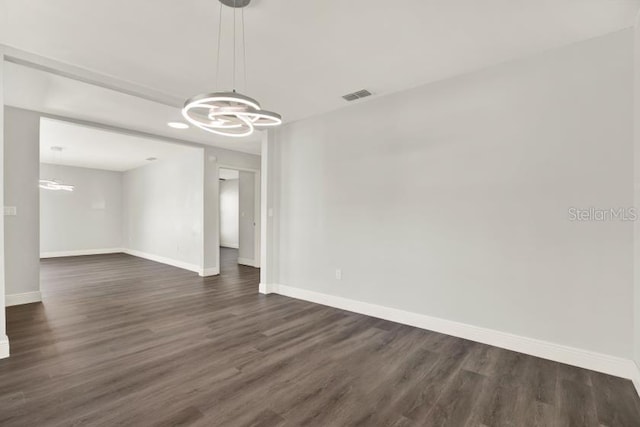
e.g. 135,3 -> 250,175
2,1 -> 640,426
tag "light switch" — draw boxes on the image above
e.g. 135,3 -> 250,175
4,206 -> 17,216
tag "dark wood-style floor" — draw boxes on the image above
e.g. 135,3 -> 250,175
0,248 -> 639,426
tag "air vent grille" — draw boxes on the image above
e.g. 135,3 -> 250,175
342,89 -> 372,102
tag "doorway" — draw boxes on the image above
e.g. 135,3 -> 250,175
218,166 -> 260,271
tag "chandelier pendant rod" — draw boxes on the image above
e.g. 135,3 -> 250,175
233,0 -> 237,91
242,5 -> 247,92
215,1 -> 223,91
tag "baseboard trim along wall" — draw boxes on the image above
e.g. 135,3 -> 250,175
199,267 -> 220,277
221,243 -> 239,249
271,284 -> 637,381
259,283 -> 277,294
238,257 -> 259,268
5,291 -> 42,307
632,363 -> 640,398
40,248 -> 125,258
0,335 -> 9,359
123,249 -> 202,274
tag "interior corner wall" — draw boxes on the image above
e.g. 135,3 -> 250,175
122,149 -> 205,272
40,164 -> 123,255
4,107 -> 40,299
220,178 -> 239,248
273,30 -> 634,359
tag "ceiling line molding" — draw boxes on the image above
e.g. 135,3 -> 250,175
0,44 -> 183,108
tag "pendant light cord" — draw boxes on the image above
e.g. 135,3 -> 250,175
215,1 -> 223,90
233,0 -> 237,91
214,0 -> 248,93
242,5 -> 247,92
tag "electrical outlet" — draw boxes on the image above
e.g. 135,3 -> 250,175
4,206 -> 17,216
335,269 -> 342,280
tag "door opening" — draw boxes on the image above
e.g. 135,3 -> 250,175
218,166 -> 260,272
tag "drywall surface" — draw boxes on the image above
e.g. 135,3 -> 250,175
123,149 -> 204,270
40,164 -> 122,254
220,178 -> 239,248
634,16 -> 640,370
273,31 -> 634,358
239,170 -> 256,262
0,58 -> 7,348
4,107 -> 40,297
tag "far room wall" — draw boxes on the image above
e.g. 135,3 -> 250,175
40,164 -> 123,255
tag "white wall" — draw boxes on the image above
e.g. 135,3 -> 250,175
238,170 -> 256,263
0,54 -> 8,357
123,149 -> 204,272
272,30 -> 634,359
4,107 -> 40,303
40,164 -> 122,255
220,178 -> 239,248
634,14 -> 640,375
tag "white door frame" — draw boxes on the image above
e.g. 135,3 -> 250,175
217,164 -> 261,269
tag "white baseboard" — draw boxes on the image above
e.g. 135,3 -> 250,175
273,284 -> 637,381
40,248 -> 124,258
259,283 -> 277,294
221,243 -> 239,249
199,267 -> 220,277
632,362 -> 640,398
6,291 -> 42,307
238,257 -> 259,268
123,249 -> 201,274
0,335 -> 9,359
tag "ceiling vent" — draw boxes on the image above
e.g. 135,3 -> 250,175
342,89 -> 372,102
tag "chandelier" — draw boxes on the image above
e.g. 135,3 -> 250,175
39,147 -> 75,192
182,0 -> 281,137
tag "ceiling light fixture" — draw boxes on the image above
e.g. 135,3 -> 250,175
168,122 -> 189,129
39,147 -> 75,192
39,179 -> 75,192
182,0 -> 281,138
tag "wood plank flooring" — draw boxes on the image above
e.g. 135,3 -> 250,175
1,248 -> 639,426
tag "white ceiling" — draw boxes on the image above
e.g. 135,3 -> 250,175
3,0 -> 640,154
40,117 -> 201,172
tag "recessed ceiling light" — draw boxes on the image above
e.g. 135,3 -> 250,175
168,122 -> 189,129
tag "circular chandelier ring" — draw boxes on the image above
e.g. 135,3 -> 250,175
186,111 -> 255,137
